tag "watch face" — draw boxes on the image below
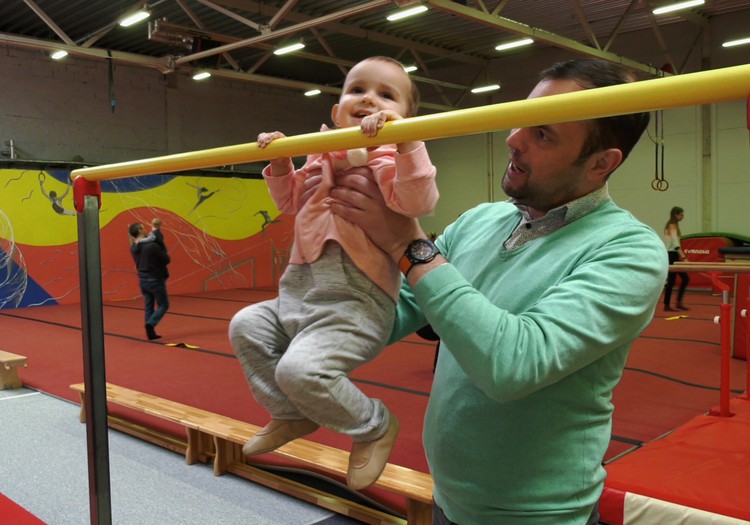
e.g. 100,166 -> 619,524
409,239 -> 438,262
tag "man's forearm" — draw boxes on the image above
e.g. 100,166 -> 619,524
388,227 -> 447,287
403,254 -> 448,286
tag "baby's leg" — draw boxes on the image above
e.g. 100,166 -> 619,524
229,297 -> 302,419
275,245 -> 395,443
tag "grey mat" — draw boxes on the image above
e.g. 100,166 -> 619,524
0,388 -> 362,524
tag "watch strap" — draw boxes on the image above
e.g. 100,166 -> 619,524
399,239 -> 440,277
399,252 -> 415,276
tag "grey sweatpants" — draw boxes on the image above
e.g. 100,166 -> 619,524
228,243 -> 395,443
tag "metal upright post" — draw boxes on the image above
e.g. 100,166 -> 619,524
708,272 -> 734,418
75,180 -> 112,525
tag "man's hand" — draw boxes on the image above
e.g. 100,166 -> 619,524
329,172 -> 424,262
299,173 -> 323,205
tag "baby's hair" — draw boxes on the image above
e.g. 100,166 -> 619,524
359,56 -> 421,117
152,218 -> 162,228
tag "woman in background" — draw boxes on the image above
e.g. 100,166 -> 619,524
664,206 -> 689,311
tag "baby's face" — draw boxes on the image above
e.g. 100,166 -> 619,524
331,59 -> 413,129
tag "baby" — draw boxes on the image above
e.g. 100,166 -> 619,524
229,56 -> 438,490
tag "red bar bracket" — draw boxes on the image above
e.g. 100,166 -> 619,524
73,176 -> 102,213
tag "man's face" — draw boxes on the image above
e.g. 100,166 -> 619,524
331,59 -> 413,128
502,78 -> 601,218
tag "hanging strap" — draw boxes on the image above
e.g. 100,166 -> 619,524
107,50 -> 116,113
651,110 -> 669,191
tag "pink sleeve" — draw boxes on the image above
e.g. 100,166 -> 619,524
263,158 -> 317,214
371,143 -> 438,217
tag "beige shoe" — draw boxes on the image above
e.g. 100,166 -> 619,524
242,418 -> 319,456
346,415 -> 400,490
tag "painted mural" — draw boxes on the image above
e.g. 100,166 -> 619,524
0,168 -> 293,309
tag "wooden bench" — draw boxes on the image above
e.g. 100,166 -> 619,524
71,382 -> 433,525
0,350 -> 28,390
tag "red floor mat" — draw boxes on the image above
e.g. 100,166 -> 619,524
0,493 -> 45,525
2,294 -> 433,515
603,398 -> 750,522
3,289 -> 747,517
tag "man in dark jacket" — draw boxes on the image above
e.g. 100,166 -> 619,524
129,222 -> 170,340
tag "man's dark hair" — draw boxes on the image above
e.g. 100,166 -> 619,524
128,223 -> 142,238
540,58 -> 650,165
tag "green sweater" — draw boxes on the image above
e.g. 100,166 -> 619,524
391,199 -> 667,524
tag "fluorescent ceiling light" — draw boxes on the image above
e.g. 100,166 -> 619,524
495,38 -> 534,52
387,6 -> 428,21
471,84 -> 501,94
119,10 -> 150,27
403,65 -> 417,73
723,37 -> 750,48
192,71 -> 211,81
304,89 -> 321,96
274,42 -> 305,55
50,50 -> 68,60
652,0 -> 704,15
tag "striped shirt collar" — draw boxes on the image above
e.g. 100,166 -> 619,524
504,185 -> 610,250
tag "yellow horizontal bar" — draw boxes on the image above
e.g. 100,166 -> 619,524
72,63 -> 750,182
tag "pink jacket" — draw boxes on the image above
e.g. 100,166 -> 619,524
263,138 -> 438,302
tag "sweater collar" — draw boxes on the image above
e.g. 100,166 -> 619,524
505,185 -> 610,250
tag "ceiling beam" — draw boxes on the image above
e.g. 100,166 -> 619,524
0,31 -> 172,72
193,0 -> 264,31
175,0 -> 392,65
206,67 -> 456,112
77,0 -> 149,48
604,0 -> 640,52
427,0 -> 666,77
571,0 -> 601,50
22,0 -> 75,45
267,0 -> 300,30
212,0 -> 488,67
0,31 -> 458,112
150,20 -> 469,91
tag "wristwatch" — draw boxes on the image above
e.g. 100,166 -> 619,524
399,239 -> 441,276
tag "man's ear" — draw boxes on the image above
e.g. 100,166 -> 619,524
330,104 -> 340,128
589,148 -> 623,181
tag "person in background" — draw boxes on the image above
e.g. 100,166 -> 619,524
150,217 -> 167,252
663,206 -> 690,311
326,58 -> 667,524
132,217 -> 169,279
228,56 -> 438,490
129,222 -> 171,340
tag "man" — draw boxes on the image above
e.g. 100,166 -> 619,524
129,222 -> 170,340
326,59 -> 668,524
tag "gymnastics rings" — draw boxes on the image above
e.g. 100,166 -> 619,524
651,178 -> 669,191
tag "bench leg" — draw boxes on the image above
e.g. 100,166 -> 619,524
406,499 -> 432,525
0,367 -> 22,390
213,437 -> 230,476
186,429 -> 214,465
186,428 -> 199,465
213,437 -> 244,476
77,391 -> 86,423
